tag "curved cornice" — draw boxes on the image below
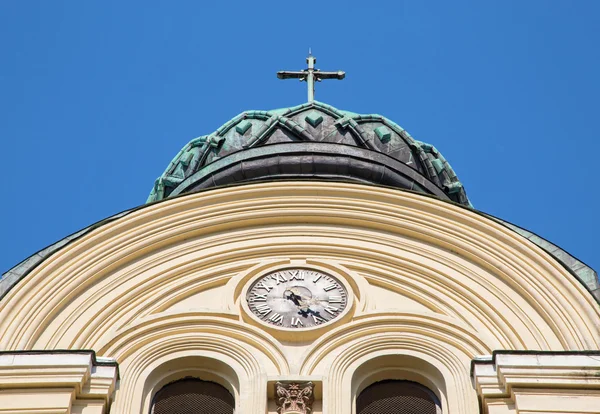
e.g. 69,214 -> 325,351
300,313 -> 492,375
98,312 -> 289,372
2,183 -> 597,305
0,182 -> 598,353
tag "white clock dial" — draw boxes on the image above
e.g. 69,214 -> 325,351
245,268 -> 348,329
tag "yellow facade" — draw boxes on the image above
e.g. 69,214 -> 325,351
0,182 -> 598,413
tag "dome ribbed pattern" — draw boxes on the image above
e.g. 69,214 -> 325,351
148,101 -> 470,206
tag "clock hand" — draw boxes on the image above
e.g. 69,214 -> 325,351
289,293 -> 311,312
284,290 -> 304,306
287,294 -> 301,306
284,288 -> 319,313
298,307 -> 323,319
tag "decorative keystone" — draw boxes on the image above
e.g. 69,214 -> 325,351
236,120 -> 252,135
374,126 -> 392,143
431,158 -> 445,174
192,135 -> 225,148
305,111 -> 324,127
179,151 -> 194,167
445,181 -> 463,194
207,135 -> 225,148
417,141 -> 434,152
276,381 -> 314,414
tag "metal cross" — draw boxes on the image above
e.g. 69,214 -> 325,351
277,51 -> 345,102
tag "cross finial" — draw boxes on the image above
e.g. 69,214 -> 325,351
277,52 -> 345,102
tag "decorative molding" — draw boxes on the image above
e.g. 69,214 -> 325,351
0,182 -> 598,413
102,313 -> 286,413
275,381 -> 315,414
472,351 -> 600,413
2,182 -> 598,351
304,320 -> 483,413
0,350 -> 118,413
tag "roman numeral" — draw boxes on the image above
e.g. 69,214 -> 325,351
255,304 -> 272,316
328,295 -> 343,303
250,293 -> 268,302
311,314 -> 327,324
289,270 -> 304,280
323,283 -> 337,291
255,282 -> 273,292
324,305 -> 339,315
269,313 -> 283,324
312,274 -> 322,283
272,273 -> 287,285
291,317 -> 304,327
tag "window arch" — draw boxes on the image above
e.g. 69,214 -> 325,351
356,380 -> 442,414
150,378 -> 234,414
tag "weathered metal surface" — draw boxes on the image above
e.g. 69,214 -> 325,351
169,142 -> 448,200
483,213 -> 600,301
147,101 -> 471,206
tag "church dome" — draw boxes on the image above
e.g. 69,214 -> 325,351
147,101 -> 470,206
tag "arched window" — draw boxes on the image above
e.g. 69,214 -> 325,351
150,378 -> 234,414
357,380 -> 442,414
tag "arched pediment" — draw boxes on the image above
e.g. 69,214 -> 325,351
0,182 -> 598,413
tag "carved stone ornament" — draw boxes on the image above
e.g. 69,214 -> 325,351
275,381 -> 315,414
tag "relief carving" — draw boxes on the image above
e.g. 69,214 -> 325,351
275,381 -> 314,414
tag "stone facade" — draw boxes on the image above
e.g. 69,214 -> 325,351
0,182 -> 598,413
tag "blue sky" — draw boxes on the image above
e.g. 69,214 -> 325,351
1,1 -> 599,276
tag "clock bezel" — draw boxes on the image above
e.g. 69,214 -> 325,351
240,264 -> 354,334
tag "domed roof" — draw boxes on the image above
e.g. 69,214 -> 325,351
147,101 -> 470,206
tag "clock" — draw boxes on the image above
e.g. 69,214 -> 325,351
245,268 -> 349,329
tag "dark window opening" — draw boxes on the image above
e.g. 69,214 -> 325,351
150,378 -> 234,414
357,380 -> 441,414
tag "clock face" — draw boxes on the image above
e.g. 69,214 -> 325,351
245,268 -> 348,329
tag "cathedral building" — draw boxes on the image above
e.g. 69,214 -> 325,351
1,56 -> 599,414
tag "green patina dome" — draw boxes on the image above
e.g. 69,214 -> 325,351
148,101 -> 471,206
